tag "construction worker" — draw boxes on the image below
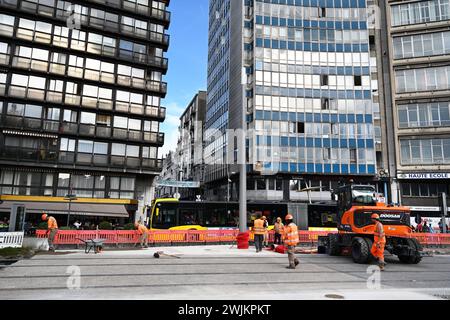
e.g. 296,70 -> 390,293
371,214 -> 387,271
283,214 -> 299,269
41,213 -> 58,252
252,215 -> 265,253
136,222 -> 149,248
274,217 -> 284,245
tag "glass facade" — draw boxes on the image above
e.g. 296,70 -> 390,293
205,0 -> 230,183
205,0 -> 377,200
252,0 -> 376,175
0,0 -> 170,199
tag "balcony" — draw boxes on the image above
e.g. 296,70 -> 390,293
0,0 -> 17,9
145,106 -> 165,120
2,115 -> 60,133
60,122 -> 78,135
12,56 -> 49,72
20,0 -> 54,17
121,0 -> 171,24
144,132 -> 164,144
118,49 -> 168,69
1,146 -> 58,164
84,69 -> 115,84
57,151 -> 162,171
0,52 -> 9,66
81,97 -> 114,111
9,86 -> 45,101
146,81 -> 167,94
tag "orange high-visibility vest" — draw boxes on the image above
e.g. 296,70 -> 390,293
374,222 -> 386,244
284,223 -> 299,246
138,224 -> 148,234
274,222 -> 284,234
48,216 -> 58,229
253,219 -> 266,235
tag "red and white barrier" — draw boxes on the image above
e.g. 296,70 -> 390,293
35,230 -> 450,246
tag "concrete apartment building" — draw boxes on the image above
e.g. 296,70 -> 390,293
156,91 -> 207,200
0,0 -> 171,223
385,0 -> 450,217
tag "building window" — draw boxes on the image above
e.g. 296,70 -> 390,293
354,76 -> 362,87
400,138 -> 450,165
0,14 -> 15,37
402,183 -> 448,198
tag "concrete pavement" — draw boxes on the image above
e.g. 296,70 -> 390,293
1,245 -> 449,300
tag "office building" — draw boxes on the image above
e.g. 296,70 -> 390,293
205,0 -> 380,202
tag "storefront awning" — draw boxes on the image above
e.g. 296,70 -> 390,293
0,197 -> 137,218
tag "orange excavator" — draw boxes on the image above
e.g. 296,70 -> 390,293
320,184 -> 423,264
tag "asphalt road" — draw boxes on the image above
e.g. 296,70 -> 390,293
1,246 -> 450,300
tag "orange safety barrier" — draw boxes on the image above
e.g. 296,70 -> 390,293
35,230 -> 450,246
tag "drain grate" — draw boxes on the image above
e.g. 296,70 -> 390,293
325,294 -> 345,300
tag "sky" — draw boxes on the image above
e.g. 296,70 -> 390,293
160,0 -> 209,157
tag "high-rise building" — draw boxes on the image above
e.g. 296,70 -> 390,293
205,0 -> 380,202
156,91 -> 206,201
177,91 -> 207,200
385,0 -> 450,216
0,0 -> 170,223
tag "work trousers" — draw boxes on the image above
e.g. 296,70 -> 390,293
263,231 -> 269,246
254,234 -> 264,252
274,233 -> 282,245
287,245 -> 299,267
48,229 -> 58,251
140,231 -> 149,247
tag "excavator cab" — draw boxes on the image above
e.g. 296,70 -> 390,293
333,184 -> 377,228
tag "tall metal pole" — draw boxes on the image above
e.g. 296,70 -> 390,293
239,91 -> 247,233
442,193 -> 448,234
239,3 -> 247,233
227,169 -> 230,202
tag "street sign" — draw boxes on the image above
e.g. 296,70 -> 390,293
156,180 -> 200,188
397,172 -> 450,180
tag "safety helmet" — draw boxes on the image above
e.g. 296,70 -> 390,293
285,214 -> 294,220
371,214 -> 380,220
41,213 -> 48,221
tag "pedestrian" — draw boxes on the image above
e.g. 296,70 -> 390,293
439,220 -> 444,233
262,216 -> 269,247
422,221 -> 430,233
136,222 -> 149,248
252,214 -> 265,253
274,217 -> 284,245
283,214 -> 299,269
417,222 -> 423,233
370,214 -> 386,271
41,212 -> 58,252
73,220 -> 81,230
428,222 -> 435,234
